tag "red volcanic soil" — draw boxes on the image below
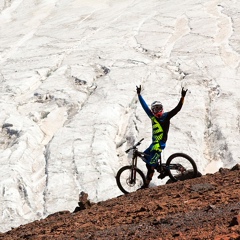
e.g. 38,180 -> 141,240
1,165 -> 240,240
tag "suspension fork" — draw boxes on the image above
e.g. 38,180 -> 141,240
157,155 -> 169,175
157,154 -> 164,172
130,153 -> 138,182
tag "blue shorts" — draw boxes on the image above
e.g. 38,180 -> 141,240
143,141 -> 166,167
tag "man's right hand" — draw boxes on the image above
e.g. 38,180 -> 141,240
136,85 -> 141,94
181,87 -> 188,97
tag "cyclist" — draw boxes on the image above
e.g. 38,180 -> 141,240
136,85 -> 188,188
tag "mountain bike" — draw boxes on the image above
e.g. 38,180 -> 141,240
116,138 -> 198,194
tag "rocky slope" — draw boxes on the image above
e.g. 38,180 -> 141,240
1,0 -> 240,232
0,165 -> 240,240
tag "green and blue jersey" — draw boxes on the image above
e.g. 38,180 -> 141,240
138,94 -> 184,166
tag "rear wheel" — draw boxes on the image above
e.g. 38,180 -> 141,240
166,153 -> 198,182
116,166 -> 146,194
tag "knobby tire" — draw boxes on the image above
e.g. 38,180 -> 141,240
116,166 -> 146,194
166,153 -> 198,182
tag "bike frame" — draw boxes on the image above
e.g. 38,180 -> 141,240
116,139 -> 198,194
126,138 -> 186,181
129,146 -> 179,177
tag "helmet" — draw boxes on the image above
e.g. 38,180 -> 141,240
151,101 -> 163,117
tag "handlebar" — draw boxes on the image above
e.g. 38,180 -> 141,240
125,138 -> 144,153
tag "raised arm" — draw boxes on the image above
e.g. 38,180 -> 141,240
168,87 -> 188,118
136,85 -> 153,118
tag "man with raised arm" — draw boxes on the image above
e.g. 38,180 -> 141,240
136,85 -> 188,188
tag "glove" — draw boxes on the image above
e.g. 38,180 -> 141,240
181,87 -> 188,97
136,85 -> 141,95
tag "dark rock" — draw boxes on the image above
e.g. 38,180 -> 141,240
231,164 -> 240,171
73,191 -> 92,213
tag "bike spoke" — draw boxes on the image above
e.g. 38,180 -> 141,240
166,153 -> 198,181
121,170 -> 143,191
116,166 -> 146,194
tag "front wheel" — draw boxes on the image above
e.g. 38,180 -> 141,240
166,153 -> 198,182
116,166 -> 146,194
